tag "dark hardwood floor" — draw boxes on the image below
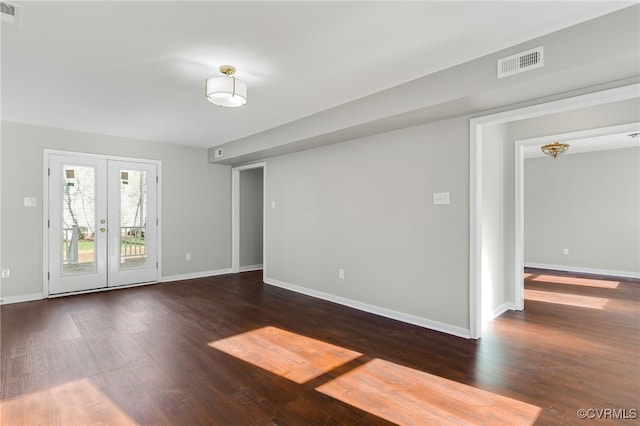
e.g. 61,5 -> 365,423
1,269 -> 638,425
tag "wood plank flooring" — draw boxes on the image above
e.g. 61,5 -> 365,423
1,269 -> 638,425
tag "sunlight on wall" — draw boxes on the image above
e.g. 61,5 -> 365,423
525,288 -> 609,309
208,326 -> 362,383
0,379 -> 139,425
528,274 -> 620,289
481,252 -> 495,325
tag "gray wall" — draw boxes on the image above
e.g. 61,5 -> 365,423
265,116 -> 470,331
263,97 -> 639,333
0,121 -> 231,299
239,168 -> 264,268
524,147 -> 640,275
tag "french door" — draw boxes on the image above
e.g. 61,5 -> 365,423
48,153 -> 158,295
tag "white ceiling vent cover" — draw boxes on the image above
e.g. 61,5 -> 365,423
1,1 -> 20,25
497,46 -> 544,79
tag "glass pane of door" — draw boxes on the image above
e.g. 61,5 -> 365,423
108,160 -> 157,287
119,169 -> 147,269
61,164 -> 97,275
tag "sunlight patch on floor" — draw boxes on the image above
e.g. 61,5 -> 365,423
316,358 -> 541,426
491,317 -> 619,353
210,327 -> 541,425
208,326 -> 362,384
0,379 -> 139,425
525,288 -> 609,309
528,274 -> 619,289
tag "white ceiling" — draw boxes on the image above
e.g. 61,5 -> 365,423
1,1 -> 635,149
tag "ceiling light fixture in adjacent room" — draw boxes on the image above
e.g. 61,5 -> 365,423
541,142 -> 570,159
205,65 -> 247,107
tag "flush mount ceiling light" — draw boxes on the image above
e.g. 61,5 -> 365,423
541,142 -> 570,159
205,65 -> 247,107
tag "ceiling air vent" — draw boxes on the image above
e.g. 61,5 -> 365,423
1,1 -> 20,25
497,46 -> 544,79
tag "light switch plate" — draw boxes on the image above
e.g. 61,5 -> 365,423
433,192 -> 450,205
24,197 -> 36,207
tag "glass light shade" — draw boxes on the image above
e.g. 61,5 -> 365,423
205,76 -> 247,107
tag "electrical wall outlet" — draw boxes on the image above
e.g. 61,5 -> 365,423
186,253 -> 191,261
338,268 -> 345,280
1,269 -> 10,279
563,248 -> 569,255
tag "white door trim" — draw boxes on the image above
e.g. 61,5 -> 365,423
469,83 -> 639,339
231,162 -> 266,278
43,149 -> 162,296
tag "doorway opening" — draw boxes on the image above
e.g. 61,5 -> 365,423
469,83 -> 639,339
515,121 -> 640,299
231,163 -> 266,277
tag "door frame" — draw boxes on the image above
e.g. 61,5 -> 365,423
43,149 -> 162,297
231,162 -> 266,278
469,82 -> 639,339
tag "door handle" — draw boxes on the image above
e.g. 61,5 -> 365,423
100,219 -> 106,224
100,228 -> 106,233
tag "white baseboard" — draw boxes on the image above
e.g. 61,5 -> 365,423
239,264 -> 263,272
492,302 -> 519,319
160,268 -> 232,283
525,263 -> 640,279
264,276 -> 471,339
0,292 -> 45,305
492,303 -> 509,319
